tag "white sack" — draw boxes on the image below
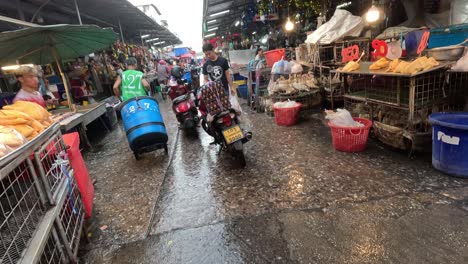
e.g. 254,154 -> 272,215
305,9 -> 364,45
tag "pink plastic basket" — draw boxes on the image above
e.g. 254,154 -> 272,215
273,103 -> 302,126
328,118 -> 372,152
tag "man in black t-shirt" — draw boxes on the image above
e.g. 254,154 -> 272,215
202,43 -> 234,94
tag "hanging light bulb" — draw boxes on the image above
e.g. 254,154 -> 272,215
365,5 -> 381,23
285,17 -> 294,31
284,0 -> 294,31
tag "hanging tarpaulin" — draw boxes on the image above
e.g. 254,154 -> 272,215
174,47 -> 189,57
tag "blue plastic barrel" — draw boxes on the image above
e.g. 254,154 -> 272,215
120,96 -> 168,152
429,112 -> 468,177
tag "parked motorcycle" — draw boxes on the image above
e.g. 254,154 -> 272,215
198,82 -> 252,167
168,66 -> 199,130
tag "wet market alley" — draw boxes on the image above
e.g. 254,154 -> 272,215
82,99 -> 468,264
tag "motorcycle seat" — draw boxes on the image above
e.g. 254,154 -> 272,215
173,94 -> 188,105
213,110 -> 230,121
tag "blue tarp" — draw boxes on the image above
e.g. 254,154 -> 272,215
174,47 -> 189,57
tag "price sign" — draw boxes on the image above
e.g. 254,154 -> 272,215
341,45 -> 360,63
417,31 -> 430,56
371,39 -> 388,58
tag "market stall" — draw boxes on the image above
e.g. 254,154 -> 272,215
0,24 -> 117,262
0,24 -> 118,149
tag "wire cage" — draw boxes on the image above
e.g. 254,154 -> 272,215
445,70 -> 468,99
0,158 -> 47,264
344,87 -> 466,152
1,123 -> 85,263
308,43 -> 335,65
271,91 -> 322,112
38,226 -> 67,264
334,38 -> 371,64
343,68 -> 448,110
34,132 -> 70,205
295,44 -> 309,63
55,170 -> 85,262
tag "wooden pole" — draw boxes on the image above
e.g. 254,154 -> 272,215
118,18 -> 125,44
52,47 -> 75,112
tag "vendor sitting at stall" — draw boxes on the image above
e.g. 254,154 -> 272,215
112,57 -> 150,102
13,66 -> 46,107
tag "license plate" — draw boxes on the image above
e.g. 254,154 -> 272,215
222,125 -> 244,144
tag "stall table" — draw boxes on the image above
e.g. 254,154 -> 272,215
53,102 -> 108,150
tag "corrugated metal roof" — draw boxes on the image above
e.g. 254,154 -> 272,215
0,0 -> 181,45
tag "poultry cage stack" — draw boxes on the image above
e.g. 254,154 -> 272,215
337,63 -> 460,152
0,123 -> 85,263
307,42 -> 335,66
250,67 -> 272,113
308,38 -> 370,108
267,72 -> 322,115
311,64 -> 343,108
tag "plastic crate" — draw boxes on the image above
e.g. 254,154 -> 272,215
428,24 -> 468,48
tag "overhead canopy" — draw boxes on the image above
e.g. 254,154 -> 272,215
202,0 -> 248,39
0,0 -> 181,45
0,24 -> 118,65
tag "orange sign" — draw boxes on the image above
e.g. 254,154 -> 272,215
417,31 -> 430,55
341,45 -> 360,63
371,39 -> 388,58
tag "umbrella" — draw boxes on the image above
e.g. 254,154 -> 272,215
0,24 -> 117,110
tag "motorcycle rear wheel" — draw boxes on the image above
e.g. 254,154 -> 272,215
232,141 -> 246,167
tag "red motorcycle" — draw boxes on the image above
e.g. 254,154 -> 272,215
168,66 -> 199,129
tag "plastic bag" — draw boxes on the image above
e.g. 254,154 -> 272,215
273,100 -> 300,109
229,92 -> 243,114
289,60 -> 304,74
325,109 -> 363,127
305,9 -> 364,44
267,74 -> 278,95
452,51 -> 468,71
0,143 -> 13,158
272,59 -> 291,75
0,125 -> 26,159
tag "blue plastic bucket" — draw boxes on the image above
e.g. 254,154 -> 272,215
429,112 -> 468,177
120,96 -> 168,152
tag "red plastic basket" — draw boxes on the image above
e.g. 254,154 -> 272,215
264,48 -> 286,67
328,118 -> 372,152
273,103 -> 302,126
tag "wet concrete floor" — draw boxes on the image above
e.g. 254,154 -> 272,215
83,98 -> 468,263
